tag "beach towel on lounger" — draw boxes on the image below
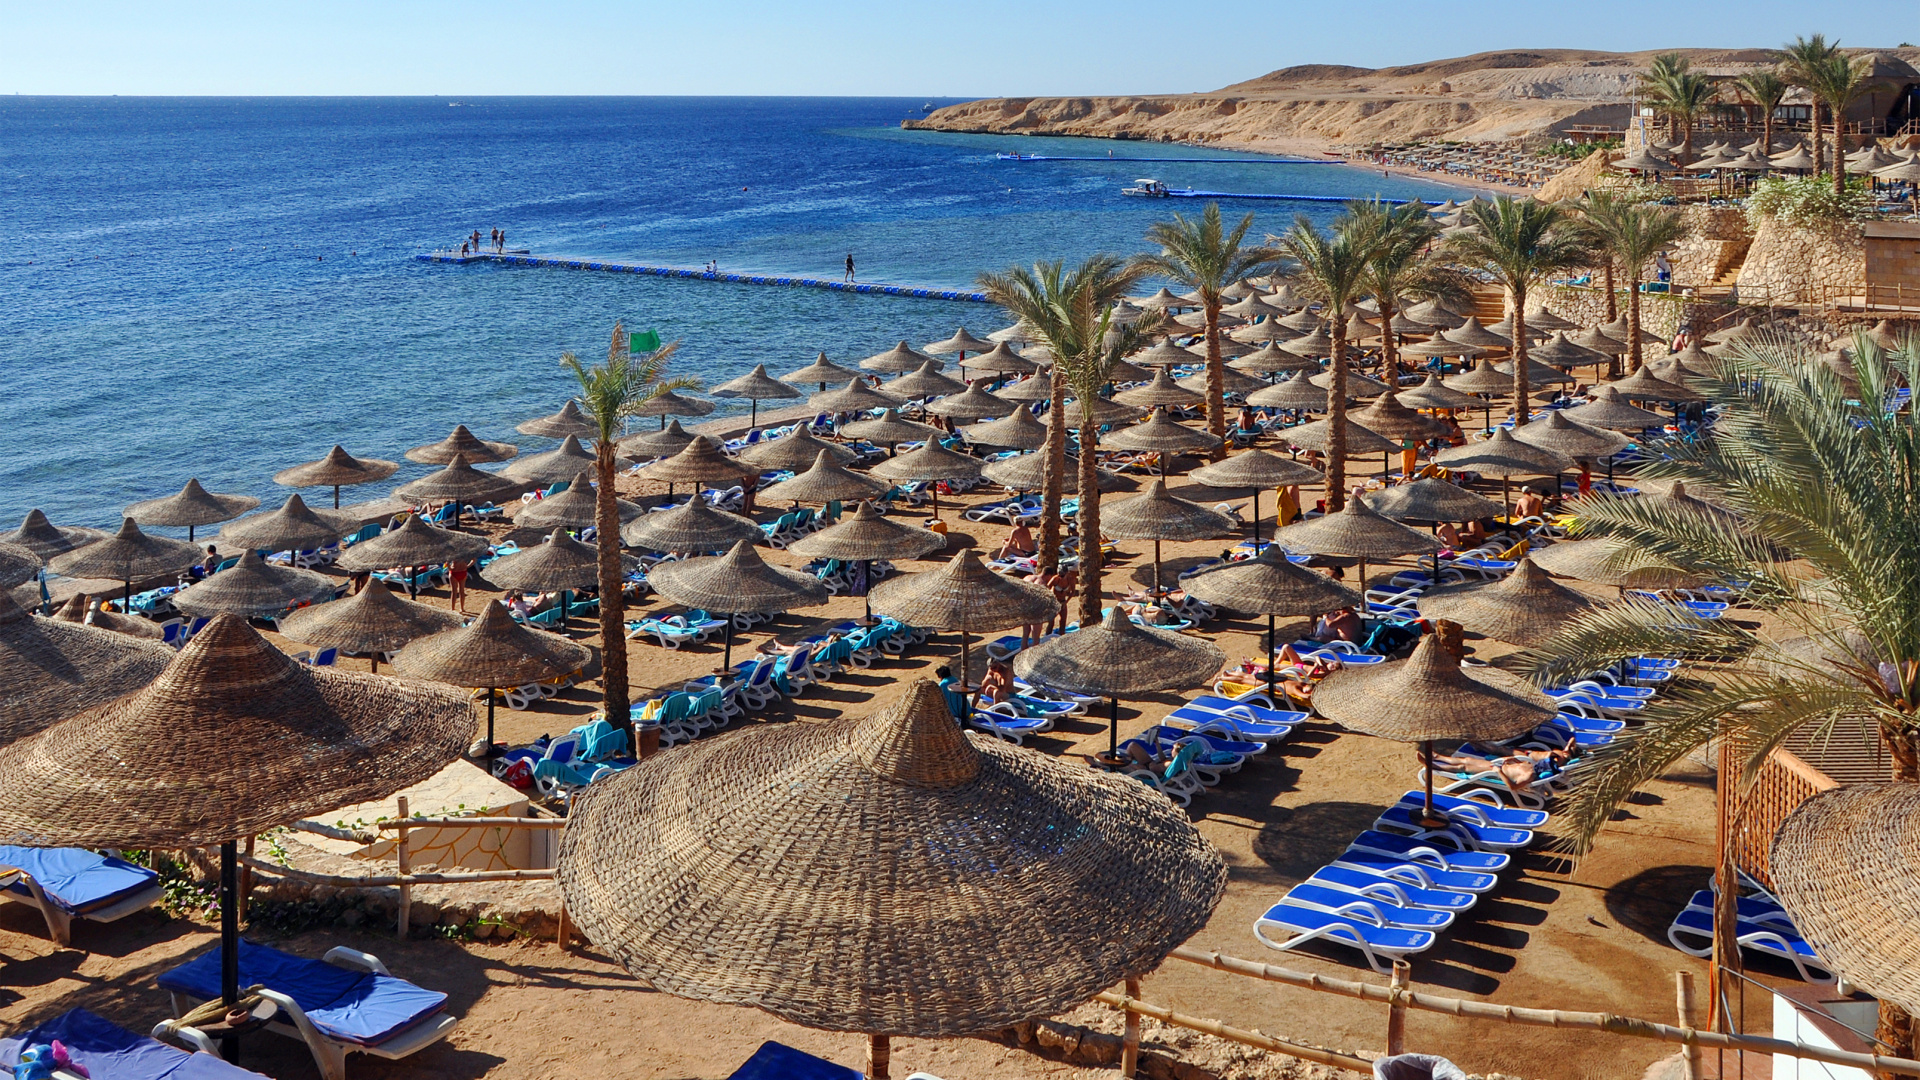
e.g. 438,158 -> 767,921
160,940 -> 446,1048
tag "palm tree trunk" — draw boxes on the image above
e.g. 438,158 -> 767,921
1761,110 -> 1774,158
1076,421 -> 1103,626
1379,294 -> 1400,377
594,442 -> 631,735
1039,376 -> 1067,573
1834,101 -> 1849,195
1327,313 -> 1350,512
1810,102 -> 1825,178
1681,117 -> 1694,167
1627,267 -> 1645,372
1602,259 -> 1618,323
1510,286 -> 1531,432
1204,298 -> 1228,459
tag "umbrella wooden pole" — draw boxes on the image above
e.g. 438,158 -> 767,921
723,618 -> 733,671
332,484 -> 342,510
1267,615 -> 1277,702
220,840 -> 240,1062
486,689 -> 497,753
1154,540 -> 1163,598
1251,490 -> 1262,548
189,525 -> 196,542
868,1034 -> 890,1080
1110,696 -> 1120,754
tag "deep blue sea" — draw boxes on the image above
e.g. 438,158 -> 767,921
2,96 -> 1469,531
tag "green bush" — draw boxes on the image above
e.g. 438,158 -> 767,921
1745,175 -> 1873,228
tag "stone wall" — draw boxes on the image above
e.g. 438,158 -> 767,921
1669,205 -> 1751,290
1537,284 -> 1712,344
1735,219 -> 1866,307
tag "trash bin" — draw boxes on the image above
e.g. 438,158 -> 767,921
1373,1053 -> 1469,1080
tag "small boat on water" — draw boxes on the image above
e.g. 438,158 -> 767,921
1122,178 -> 1172,198
997,152 -> 1027,161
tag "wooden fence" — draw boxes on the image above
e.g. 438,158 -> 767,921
1730,747 -> 1839,891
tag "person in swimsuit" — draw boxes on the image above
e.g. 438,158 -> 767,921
449,558 -> 471,614
845,253 -> 856,282
1420,736 -> 1578,794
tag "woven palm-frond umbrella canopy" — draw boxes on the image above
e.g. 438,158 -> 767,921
630,389 -> 715,424
1492,356 -> 1576,386
1397,374 -> 1484,412
782,352 -> 861,389
1445,317 -> 1511,349
1522,307 -> 1577,333
1016,606 -> 1226,749
1706,316 -> 1764,344
1273,495 -> 1441,589
273,446 -> 401,508
1661,339 -> 1719,375
788,502 -> 946,564
556,679 -> 1226,1078
1433,430 -> 1572,506
0,544 -> 41,591
760,450 -> 891,506
988,320 -> 1036,344
923,327 -> 995,355
993,371 -> 1055,403
126,479 -> 260,541
1534,331 -> 1610,368
391,599 -> 592,752
1528,537 -> 1701,589
517,400 -> 599,440
1190,449 -> 1324,544
737,425 -> 860,471
1279,309 -> 1323,333
1600,315 -> 1665,345
1229,318 -> 1295,344
404,424 -> 517,465
1351,395 -> 1448,442
276,580 -> 464,671
1343,312 -> 1381,343
1132,338 -> 1204,367
1180,366 -> 1268,397
1181,546 -> 1364,698
980,451 -> 1127,494
961,407 -> 1048,451
1280,325 -> 1334,357
1416,557 -> 1600,643
710,363 -> 803,428
1172,309 -> 1240,330
1053,395 -> 1146,427
1484,317 -> 1549,342
617,418 -> 698,460
870,549 -> 1058,686
5,511 -> 105,561
1444,363 -> 1516,398
1404,298 -> 1467,330
1101,479 -> 1237,596
870,441 -> 984,518
1364,478 -> 1503,524
331,515 -> 492,574
924,381 -> 1017,421
392,454 -> 527,514
1102,410 -> 1222,465
1562,385 -> 1666,431
1114,369 -> 1204,408
1246,373 -> 1330,412
502,434 -> 609,486
1278,417 -> 1399,458
56,594 -> 165,640
1769,146 -> 1817,171
512,472 -> 645,531
1221,293 -> 1281,319
1770,783 -> 1920,1015
218,495 -> 356,555
1611,366 -> 1704,403
621,498 -> 762,554
861,341 -> 938,374
0,589 -> 170,747
647,540 -> 828,669
1137,286 -> 1188,310
1309,368 -> 1393,398
1104,357 -> 1158,384
1378,310 -> 1432,335
958,342 -> 1039,375
50,519 -> 203,612
883,361 -> 969,403
813,378 -> 904,415
1231,343 -> 1320,374
638,437 -> 757,490
172,550 -> 338,620
1398,336 -> 1485,359
483,529 -> 603,593
1513,411 -> 1630,463
1313,635 -> 1556,820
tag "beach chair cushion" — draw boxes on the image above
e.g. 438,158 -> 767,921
725,1040 -> 861,1080
1310,864 -> 1477,911
1376,805 -> 1534,851
159,941 -> 447,1048
1252,901 -> 1435,973
0,1009 -> 261,1080
1284,882 -> 1455,929
0,846 -> 160,915
1392,791 -> 1549,829
1347,830 -> 1510,873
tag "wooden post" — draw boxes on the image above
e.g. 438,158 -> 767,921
1121,978 -> 1142,1079
1711,736 -> 1741,1031
395,796 -> 411,940
1388,959 -> 1412,1056
867,1034 -> 890,1080
1677,971 -> 1701,1080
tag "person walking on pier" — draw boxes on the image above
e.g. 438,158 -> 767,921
845,252 -> 855,282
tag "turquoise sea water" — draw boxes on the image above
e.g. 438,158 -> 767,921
2,96 -> 1470,529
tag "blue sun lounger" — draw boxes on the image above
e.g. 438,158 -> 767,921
1309,864 -> 1477,912
158,940 -> 458,1080
2,1009 -> 267,1080
0,846 -> 164,945
1391,790 -> 1550,829
1253,902 -> 1436,973
1187,696 -> 1310,727
1376,804 -> 1535,851
725,1040 -> 861,1080
1330,845 -> 1500,895
1282,882 -> 1456,930
1164,707 -> 1298,743
1666,907 -> 1835,984
1347,829 -> 1510,874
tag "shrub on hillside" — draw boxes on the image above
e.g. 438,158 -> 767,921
1745,175 -> 1873,229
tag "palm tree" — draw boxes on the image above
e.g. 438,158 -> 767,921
1577,198 -> 1690,371
1344,199 -> 1448,377
1567,192 -> 1625,330
979,257 -> 1154,580
1641,53 -> 1690,142
1781,35 -> 1842,175
1272,215 -> 1376,512
1505,330 -> 1918,1061
562,323 -> 700,733
1805,52 -> 1875,194
1133,204 -> 1280,455
1444,198 -> 1592,428
1733,68 -> 1789,158
1644,55 -> 1718,165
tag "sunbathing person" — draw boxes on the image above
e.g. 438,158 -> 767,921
996,522 -> 1037,561
1312,607 -> 1364,644
1420,736 -> 1579,793
1513,486 -> 1546,520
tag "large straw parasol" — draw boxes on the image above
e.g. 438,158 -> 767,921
273,446 -> 401,509
482,529 -> 602,594
621,498 -> 762,554
1232,343 -> 1321,375
1533,331 -> 1610,369
1272,496 -> 1442,587
171,550 -> 339,620
332,514 -> 492,600
1052,395 -> 1146,428
1364,477 -> 1504,525
861,341 -> 938,374
1600,315 -> 1666,346
1309,368 -> 1393,397
961,406 -> 1048,451
392,455 -> 526,519
958,342 -> 1040,376
1101,409 -> 1223,473
1278,309 -> 1324,333
1446,317 -> 1511,349
276,580 -> 464,672
759,449 -> 891,506
1351,395 -> 1448,444
1416,557 -> 1600,643
5,510 -> 105,561
646,540 -> 828,668
501,434 -> 608,486
988,320 -> 1036,344
1492,356 -> 1575,387
1137,286 -> 1188,311
404,424 -> 517,465
1610,365 -> 1703,403
1231,318 -> 1296,346
1399,336 -> 1486,360
1016,606 -> 1225,750
1278,416 -> 1399,458
1312,635 -> 1555,822
1770,784 -> 1920,1015
1189,449 -> 1324,545
1513,411 -> 1631,469
217,495 -> 355,556
1246,373 -> 1330,412
1396,373 -> 1485,412
56,594 -> 164,640
511,472 -> 645,532
1404,298 -> 1467,330
50,519 -> 203,613
1769,145 -> 1817,171
1132,340 -> 1205,368
1180,547 -> 1364,700
737,426 -> 860,471
1114,369 -> 1205,409
392,599 -> 592,754
1528,537 -> 1700,589
638,436 -> 758,492
1563,385 -> 1666,431
630,389 -> 715,428
556,679 -> 1226,1079
1433,430 -> 1573,505
788,502 -> 945,564
869,440 -> 984,519
842,407 -> 942,446
1100,479 -> 1237,596
0,544 -> 41,592
1179,365 -> 1269,397
0,615 -> 469,1037
126,480 -> 260,542
0,588 -> 171,746
993,370 -> 1055,403
882,360 -> 969,402
870,549 -> 1058,687
980,451 -> 1127,494
924,381 -> 1017,421
617,418 -> 698,460
782,352 -> 861,390
813,377 -> 905,415
1104,357 -> 1159,384
710,364 -> 802,427
1281,325 -> 1334,357
924,328 -> 995,356
517,400 -> 599,440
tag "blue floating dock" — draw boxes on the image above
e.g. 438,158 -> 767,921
996,154 -> 1339,164
1157,189 -> 1410,203
414,251 -> 992,303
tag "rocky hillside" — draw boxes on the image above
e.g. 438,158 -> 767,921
906,47 -> 1920,150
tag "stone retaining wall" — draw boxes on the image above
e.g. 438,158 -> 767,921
1736,219 -> 1866,306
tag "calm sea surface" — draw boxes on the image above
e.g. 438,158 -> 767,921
1,96 -> 1469,530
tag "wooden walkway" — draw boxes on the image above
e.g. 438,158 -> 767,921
415,250 -> 992,303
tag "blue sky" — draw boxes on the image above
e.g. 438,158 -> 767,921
10,1 -> 1904,97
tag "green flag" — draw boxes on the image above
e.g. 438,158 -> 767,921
629,330 -> 662,354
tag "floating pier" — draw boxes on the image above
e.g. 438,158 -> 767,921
415,251 -> 991,303
996,153 -> 1338,165
1152,189 -> 1410,203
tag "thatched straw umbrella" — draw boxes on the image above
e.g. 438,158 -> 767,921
1396,373 -> 1485,413
1562,385 -> 1666,432
1129,340 -> 1198,368
638,437 -> 758,496
1278,309 -> 1325,333
958,342 -> 1039,377
782,352 -> 861,391
870,549 -> 1057,687
869,441 -> 984,519
50,519 -> 204,613
1446,317 -> 1511,350
126,479 -> 260,542
979,451 -> 1127,494
630,389 -> 715,429
272,446 -> 401,509
1179,366 -> 1269,398
1309,368 -> 1393,398
988,320 -> 1036,344
994,370 -> 1055,403
1433,429 -> 1573,507
1114,369 -> 1205,409
0,545 -> 41,594
860,341 -> 938,374
1514,412 -> 1632,486
502,434 -> 608,486
1051,395 -> 1146,428
0,587 -> 170,746
1399,336 -> 1486,362
617,418 -> 698,460
923,328 -> 995,357
1272,496 -> 1442,588
962,406 -> 1048,451
1492,356 -> 1576,389
1600,315 -> 1666,346
1404,298 -> 1467,330
276,579 -> 464,672
1232,343 -> 1321,375
1190,449 -> 1324,545
1101,410 -> 1222,476
1533,331 -> 1610,371
1231,318 -> 1297,345
738,426 -> 860,471
1182,547 -> 1363,700
172,550 -> 339,620
883,361 -> 971,403
1523,307 -> 1578,333
517,400 -> 598,440
1610,366 -> 1703,405
924,382 -> 1017,422
5,510 -> 105,561
1312,635 -> 1555,823
218,495 -> 356,557
392,455 -> 526,524
841,407 -> 941,447
621,498 -> 762,554
710,364 -> 802,427
332,514 -> 491,600
1416,557 -> 1600,643
645,540 -> 827,669
1442,360 -> 1516,433
555,679 -> 1226,1079
1137,286 -> 1188,311
1246,373 -> 1330,412
1350,396 -> 1448,475
1528,537 -> 1701,590
1278,417 -> 1399,459
1099,479 -> 1236,596
482,530 -> 604,629
759,449 -> 891,507
1364,477 -> 1504,530
512,471 -> 645,532
1103,357 -> 1159,384
392,599 -> 592,753
0,615 -> 468,1031
788,503 -> 946,620
1016,606 -> 1224,751
404,424 -> 517,465
55,593 -> 165,640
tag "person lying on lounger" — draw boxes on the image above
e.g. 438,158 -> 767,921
1419,736 -> 1579,793
996,523 -> 1037,561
